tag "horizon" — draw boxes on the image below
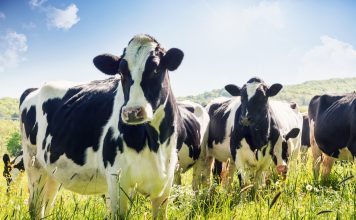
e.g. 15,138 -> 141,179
1,1 -> 356,98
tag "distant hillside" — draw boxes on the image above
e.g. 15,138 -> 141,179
0,78 -> 355,118
0,98 -> 19,119
179,77 -> 356,109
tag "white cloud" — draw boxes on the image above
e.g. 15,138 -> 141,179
0,32 -> 28,72
298,36 -> 356,80
47,4 -> 80,30
209,1 -> 284,38
29,0 -> 47,7
29,0 -> 80,30
0,12 -> 5,20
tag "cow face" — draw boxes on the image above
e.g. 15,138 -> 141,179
93,34 -> 184,125
225,77 -> 282,127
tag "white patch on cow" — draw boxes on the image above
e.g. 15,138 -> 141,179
123,35 -> 158,120
246,82 -> 262,100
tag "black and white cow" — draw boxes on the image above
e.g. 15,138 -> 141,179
2,151 -> 25,192
20,34 -> 195,219
174,100 -> 210,188
308,93 -> 356,182
207,78 -> 302,187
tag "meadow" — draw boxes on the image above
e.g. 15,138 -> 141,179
0,77 -> 355,219
0,149 -> 355,219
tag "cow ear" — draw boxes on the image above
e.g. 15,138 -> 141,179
3,154 -> 10,165
266,83 -> 282,97
162,48 -> 184,71
93,54 -> 121,75
225,84 -> 241,96
285,128 -> 300,140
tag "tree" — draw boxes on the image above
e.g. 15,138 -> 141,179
6,131 -> 22,156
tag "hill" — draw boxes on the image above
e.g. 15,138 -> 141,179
0,97 -> 19,120
0,77 -> 355,118
179,77 -> 356,109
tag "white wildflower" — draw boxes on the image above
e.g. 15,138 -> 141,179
306,184 -> 313,191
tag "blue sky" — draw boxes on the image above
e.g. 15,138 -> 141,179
1,0 -> 356,98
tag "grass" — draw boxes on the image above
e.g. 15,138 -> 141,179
0,154 -> 355,220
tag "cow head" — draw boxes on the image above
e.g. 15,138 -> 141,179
275,128 -> 300,175
225,77 -> 282,127
93,34 -> 184,125
3,153 -> 25,191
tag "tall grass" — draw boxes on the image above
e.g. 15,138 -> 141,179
0,155 -> 355,219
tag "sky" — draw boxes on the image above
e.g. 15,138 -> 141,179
0,0 -> 356,98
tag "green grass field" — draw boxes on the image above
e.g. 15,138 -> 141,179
1,154 -> 355,219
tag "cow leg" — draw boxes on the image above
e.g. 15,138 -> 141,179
192,154 -> 213,190
321,154 -> 334,184
42,177 -> 60,218
26,165 -> 49,219
151,188 -> 170,220
107,174 -> 129,219
222,160 -> 235,191
310,138 -> 322,182
173,169 -> 182,186
191,155 -> 214,191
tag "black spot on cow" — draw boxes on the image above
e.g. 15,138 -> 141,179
290,102 -> 297,110
207,99 -> 233,148
103,128 -> 124,167
42,78 -> 119,165
20,88 -> 38,106
159,95 -> 175,145
21,106 -> 37,145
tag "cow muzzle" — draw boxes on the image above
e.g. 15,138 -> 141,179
276,164 -> 288,176
121,106 -> 147,124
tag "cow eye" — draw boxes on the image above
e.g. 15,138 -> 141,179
146,57 -> 159,74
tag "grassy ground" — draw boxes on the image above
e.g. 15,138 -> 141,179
0,154 -> 355,220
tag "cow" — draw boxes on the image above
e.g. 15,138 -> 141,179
174,100 -> 210,188
206,78 -> 302,188
20,34 -> 190,219
2,151 -> 25,192
308,93 -> 356,183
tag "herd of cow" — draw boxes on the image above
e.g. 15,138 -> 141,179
2,34 -> 356,219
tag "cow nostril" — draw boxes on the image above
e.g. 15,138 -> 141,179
136,107 -> 145,118
122,106 -> 146,122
